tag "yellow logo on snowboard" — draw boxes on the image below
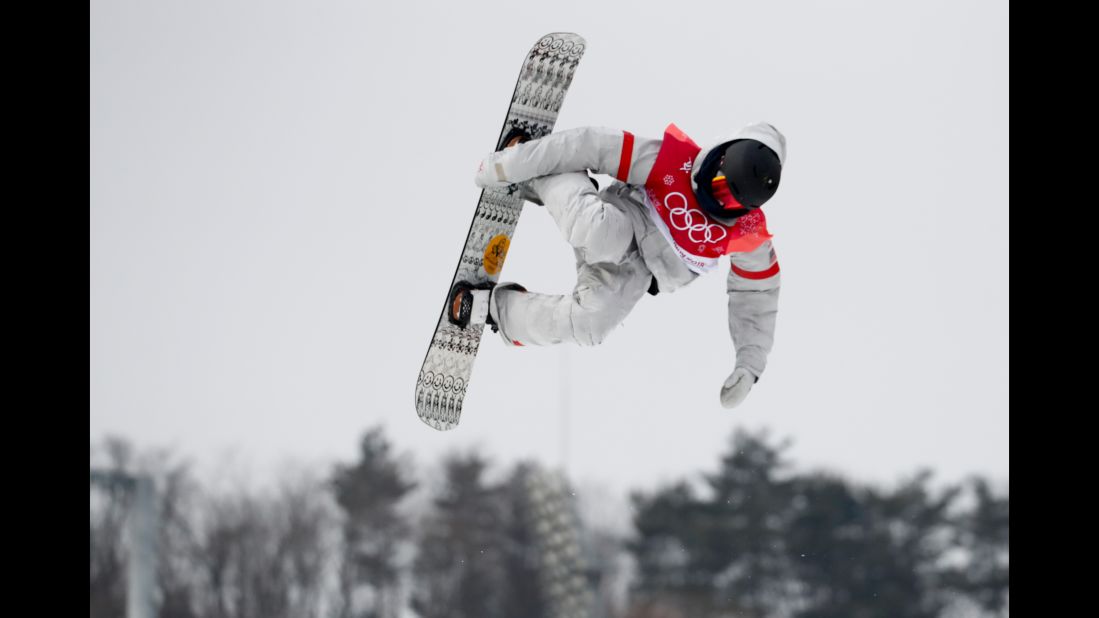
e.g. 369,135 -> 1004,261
483,235 -> 510,275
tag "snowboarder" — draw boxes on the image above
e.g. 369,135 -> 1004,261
447,122 -> 785,409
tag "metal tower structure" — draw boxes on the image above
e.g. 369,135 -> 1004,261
90,469 -> 158,618
523,465 -> 594,618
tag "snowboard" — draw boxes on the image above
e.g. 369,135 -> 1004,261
415,33 -> 587,431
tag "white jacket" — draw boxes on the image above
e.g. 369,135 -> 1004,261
474,124 -> 783,379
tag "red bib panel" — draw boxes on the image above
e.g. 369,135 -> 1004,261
642,124 -> 772,272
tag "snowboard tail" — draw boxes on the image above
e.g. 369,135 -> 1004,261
415,33 -> 586,431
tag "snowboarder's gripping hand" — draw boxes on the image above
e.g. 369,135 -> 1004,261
720,367 -> 758,409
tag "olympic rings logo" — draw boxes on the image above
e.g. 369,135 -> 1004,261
664,192 -> 727,245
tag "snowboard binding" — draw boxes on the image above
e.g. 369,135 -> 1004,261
448,281 -> 497,330
447,281 -> 527,333
497,126 -> 534,151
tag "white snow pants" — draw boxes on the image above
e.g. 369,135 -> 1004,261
489,172 -> 653,347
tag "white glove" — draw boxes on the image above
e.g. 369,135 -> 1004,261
720,367 -> 757,409
474,153 -> 511,188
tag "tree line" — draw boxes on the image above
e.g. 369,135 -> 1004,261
90,427 -> 1007,617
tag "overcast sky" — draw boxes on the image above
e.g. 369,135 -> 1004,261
90,0 -> 1008,498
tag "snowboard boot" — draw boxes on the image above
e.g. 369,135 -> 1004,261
447,281 -> 527,333
448,281 -> 497,330
495,127 -> 545,206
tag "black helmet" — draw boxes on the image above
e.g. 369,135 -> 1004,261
694,138 -> 782,220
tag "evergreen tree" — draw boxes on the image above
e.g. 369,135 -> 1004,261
700,429 -> 796,617
330,427 -> 416,618
629,481 -> 707,614
785,471 -> 959,618
941,478 -> 1009,616
498,463 -> 552,618
628,429 -> 795,618
411,453 -> 508,618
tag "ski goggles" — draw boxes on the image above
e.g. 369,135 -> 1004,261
710,174 -> 750,212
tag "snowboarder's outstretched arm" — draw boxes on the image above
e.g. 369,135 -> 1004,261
720,239 -> 781,409
474,126 -> 661,187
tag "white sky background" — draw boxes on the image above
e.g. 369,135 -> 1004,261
90,0 -> 1008,500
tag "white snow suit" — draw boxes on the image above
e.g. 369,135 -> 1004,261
474,122 -> 784,380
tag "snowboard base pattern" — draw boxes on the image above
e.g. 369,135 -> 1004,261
415,33 -> 586,430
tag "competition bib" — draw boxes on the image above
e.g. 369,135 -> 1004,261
642,123 -> 772,273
